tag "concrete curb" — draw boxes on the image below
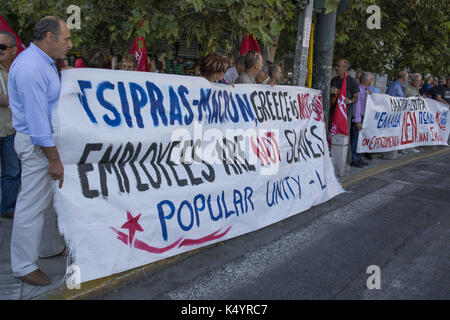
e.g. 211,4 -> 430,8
34,146 -> 450,300
340,146 -> 450,189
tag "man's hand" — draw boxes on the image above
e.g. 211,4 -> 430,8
41,146 -> 64,188
0,94 -> 9,107
356,122 -> 363,131
48,159 -> 64,188
331,87 -> 340,96
437,95 -> 450,106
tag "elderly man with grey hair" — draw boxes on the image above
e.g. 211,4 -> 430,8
350,71 -> 373,167
404,73 -> 422,97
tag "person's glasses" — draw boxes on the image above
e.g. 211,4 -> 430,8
0,44 -> 14,51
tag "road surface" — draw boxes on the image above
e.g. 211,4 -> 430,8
99,151 -> 450,300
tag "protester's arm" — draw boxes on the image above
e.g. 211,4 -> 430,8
0,95 -> 8,107
330,86 -> 339,106
356,122 -> 363,131
436,94 -> 449,105
0,76 -> 8,106
16,66 -> 55,147
345,79 -> 359,105
353,93 -> 363,130
345,92 -> 358,105
270,78 -> 277,87
41,146 -> 64,188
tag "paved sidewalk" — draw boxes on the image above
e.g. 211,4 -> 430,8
0,146 -> 448,300
0,216 -> 67,299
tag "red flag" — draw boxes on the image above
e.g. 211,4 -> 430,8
329,73 -> 348,143
74,58 -> 85,68
239,33 -> 261,56
0,14 -> 26,55
129,20 -> 149,72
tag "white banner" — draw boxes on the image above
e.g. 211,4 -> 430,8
357,94 -> 450,153
53,68 -> 344,283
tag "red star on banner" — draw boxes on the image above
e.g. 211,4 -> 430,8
121,211 -> 144,247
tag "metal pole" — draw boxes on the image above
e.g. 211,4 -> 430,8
292,0 -> 314,87
311,8 -> 337,131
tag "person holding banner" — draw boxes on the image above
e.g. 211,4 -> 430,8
404,73 -> 422,98
234,50 -> 263,85
433,76 -> 450,106
420,74 -> 434,96
386,69 -> 408,98
268,64 -> 282,86
386,70 -> 420,154
199,52 -> 228,83
8,16 -> 72,286
350,72 -> 373,167
224,54 -> 245,84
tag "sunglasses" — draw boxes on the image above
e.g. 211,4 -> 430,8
0,44 -> 14,51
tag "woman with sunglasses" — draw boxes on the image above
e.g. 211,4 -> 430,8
0,31 -> 20,220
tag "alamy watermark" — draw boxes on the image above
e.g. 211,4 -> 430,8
366,5 -> 381,30
366,265 -> 381,289
66,264 -> 81,289
66,5 -> 81,30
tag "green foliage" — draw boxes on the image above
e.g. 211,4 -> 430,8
324,0 -> 341,14
1,0 -> 298,58
334,0 -> 450,77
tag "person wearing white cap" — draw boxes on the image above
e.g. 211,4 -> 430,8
420,74 -> 433,96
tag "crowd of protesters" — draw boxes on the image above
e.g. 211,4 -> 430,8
329,59 -> 449,168
0,16 -> 287,287
0,15 -> 448,287
68,45 -> 284,88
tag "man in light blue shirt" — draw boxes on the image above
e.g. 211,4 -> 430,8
369,85 -> 378,94
8,16 -> 72,286
9,41 -> 61,147
386,70 -> 408,97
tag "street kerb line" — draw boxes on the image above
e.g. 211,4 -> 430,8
34,146 -> 449,300
341,147 -> 450,189
33,245 -> 218,300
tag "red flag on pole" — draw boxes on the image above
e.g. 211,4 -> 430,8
129,20 -> 149,72
239,33 -> 261,56
329,73 -> 349,143
0,14 -> 26,55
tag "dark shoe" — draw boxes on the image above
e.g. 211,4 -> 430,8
359,160 -> 369,166
39,246 -> 67,259
1,211 -> 14,219
350,161 -> 364,168
17,269 -> 50,286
